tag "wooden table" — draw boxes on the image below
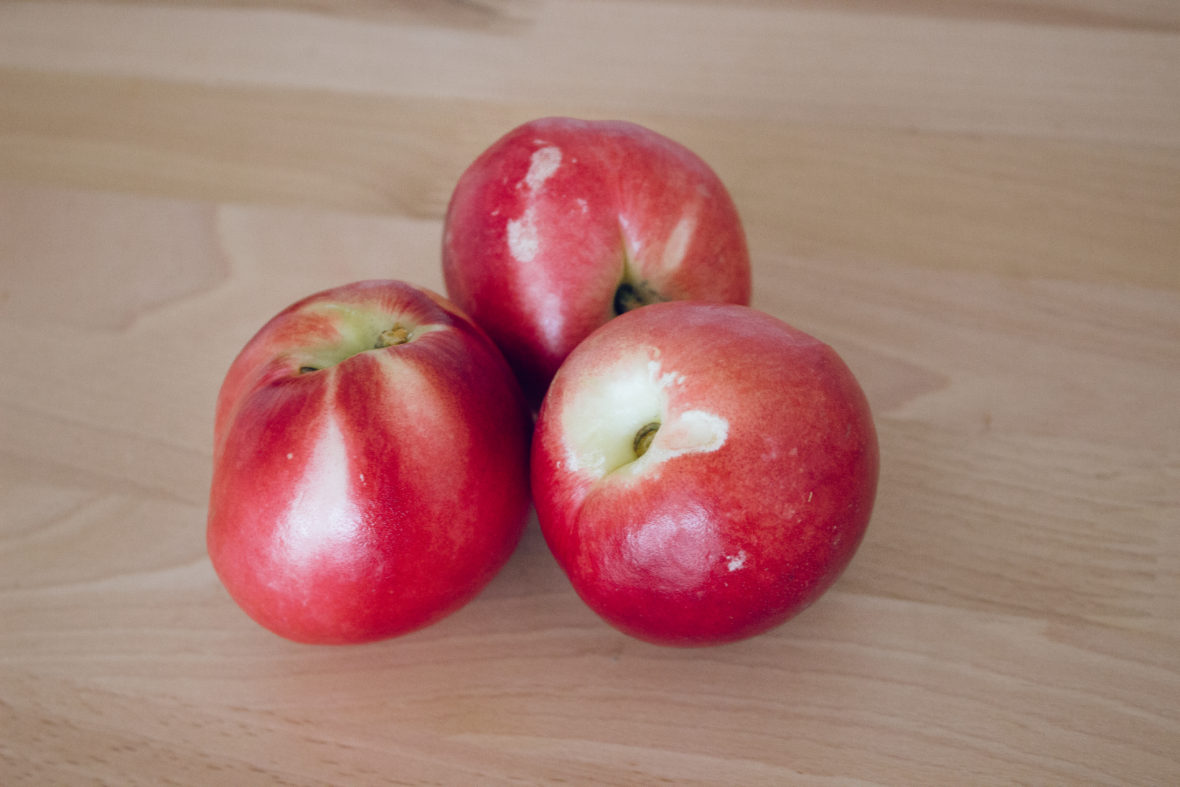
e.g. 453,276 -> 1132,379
2,2 -> 1177,783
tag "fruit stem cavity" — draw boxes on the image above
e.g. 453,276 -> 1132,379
613,280 -> 663,316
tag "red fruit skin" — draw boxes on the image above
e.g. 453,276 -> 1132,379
207,280 -> 532,644
443,116 -> 751,407
531,302 -> 878,646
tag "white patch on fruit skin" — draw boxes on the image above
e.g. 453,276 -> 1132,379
649,360 -> 686,389
560,354 -> 729,479
286,452 -> 294,460
618,214 -> 643,255
507,212 -> 539,263
661,214 -> 697,272
641,409 -> 729,467
560,357 -> 661,477
507,146 -> 563,265
282,411 -> 359,567
726,549 -> 748,572
524,145 -> 562,191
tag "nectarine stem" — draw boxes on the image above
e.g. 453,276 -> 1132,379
376,325 -> 410,347
633,422 -> 660,459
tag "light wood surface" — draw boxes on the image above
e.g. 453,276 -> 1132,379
2,1 -> 1178,784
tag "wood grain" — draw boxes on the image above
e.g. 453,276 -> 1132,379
1,1 -> 1178,784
